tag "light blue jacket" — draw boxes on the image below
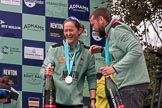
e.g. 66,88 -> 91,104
40,40 -> 97,105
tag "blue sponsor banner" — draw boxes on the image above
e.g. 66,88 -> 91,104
23,40 -> 45,66
23,0 -> 45,16
0,11 -> 22,38
68,0 -> 90,21
22,92 -> 42,108
46,16 -> 64,43
0,63 -> 22,91
90,28 -> 105,46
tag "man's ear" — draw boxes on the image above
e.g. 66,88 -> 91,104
99,16 -> 107,26
98,16 -> 105,24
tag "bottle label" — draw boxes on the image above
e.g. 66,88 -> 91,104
44,90 -> 56,107
44,104 -> 56,108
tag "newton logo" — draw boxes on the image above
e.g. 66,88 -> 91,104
50,23 -> 63,29
3,69 -> 18,76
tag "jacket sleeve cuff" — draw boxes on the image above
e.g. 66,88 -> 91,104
112,65 -> 118,74
100,47 -> 104,53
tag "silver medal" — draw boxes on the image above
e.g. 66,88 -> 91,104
65,76 -> 72,84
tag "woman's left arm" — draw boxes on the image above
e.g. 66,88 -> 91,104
89,89 -> 96,108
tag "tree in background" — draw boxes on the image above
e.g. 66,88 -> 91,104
96,0 -> 162,107
99,0 -> 162,47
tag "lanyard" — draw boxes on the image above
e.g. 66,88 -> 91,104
64,40 -> 78,75
105,19 -> 120,65
105,35 -> 110,65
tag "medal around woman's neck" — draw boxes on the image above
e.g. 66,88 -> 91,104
64,40 -> 78,84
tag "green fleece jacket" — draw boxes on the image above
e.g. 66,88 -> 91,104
102,19 -> 150,89
40,40 -> 97,105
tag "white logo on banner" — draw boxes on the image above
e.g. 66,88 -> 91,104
50,23 -> 63,29
24,0 -> 44,8
3,69 -> 18,76
69,4 -> 89,12
92,31 -> 102,41
0,0 -> 20,6
0,19 -> 21,30
0,20 -> 5,24
24,46 -> 44,60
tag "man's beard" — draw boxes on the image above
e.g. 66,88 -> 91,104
98,27 -> 106,38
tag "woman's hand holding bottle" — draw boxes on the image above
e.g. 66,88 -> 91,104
44,63 -> 54,76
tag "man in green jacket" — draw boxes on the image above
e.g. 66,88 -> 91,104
89,8 -> 150,108
0,76 -> 22,108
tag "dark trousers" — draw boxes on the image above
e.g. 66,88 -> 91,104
56,103 -> 83,108
119,83 -> 149,108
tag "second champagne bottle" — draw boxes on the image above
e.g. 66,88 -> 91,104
105,76 -> 124,108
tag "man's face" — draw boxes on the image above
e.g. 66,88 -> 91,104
89,16 -> 105,37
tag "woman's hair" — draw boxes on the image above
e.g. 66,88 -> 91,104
64,16 -> 85,34
89,8 -> 112,22
80,23 -> 85,35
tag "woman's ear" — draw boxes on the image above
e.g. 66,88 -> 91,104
79,28 -> 83,35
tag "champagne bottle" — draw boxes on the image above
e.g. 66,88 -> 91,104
105,76 -> 124,108
43,63 -> 56,108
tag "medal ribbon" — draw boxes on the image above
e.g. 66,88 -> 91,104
104,20 -> 120,81
64,40 -> 78,76
105,19 -> 120,65
105,35 -> 110,65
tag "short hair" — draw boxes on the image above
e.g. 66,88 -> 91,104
80,23 -> 85,34
89,8 -> 112,22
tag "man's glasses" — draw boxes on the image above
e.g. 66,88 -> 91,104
64,16 -> 80,23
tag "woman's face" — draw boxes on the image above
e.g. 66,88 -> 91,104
64,21 -> 80,46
